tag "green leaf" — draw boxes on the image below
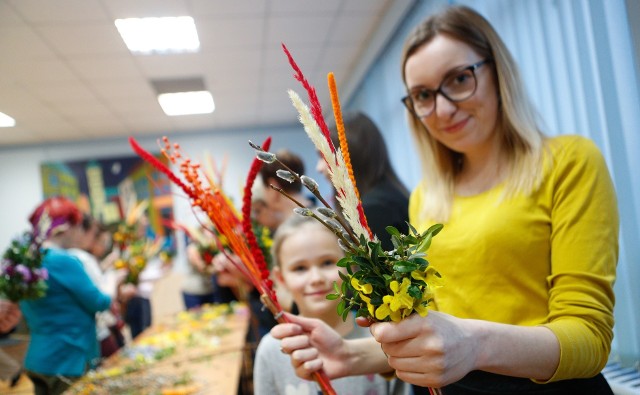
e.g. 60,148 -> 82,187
391,235 -> 400,250
393,260 -> 418,273
341,308 -> 351,322
326,293 -> 339,300
408,284 -> 422,299
336,257 -> 351,268
370,295 -> 383,305
385,226 -> 401,237
333,281 -> 340,294
353,256 -> 372,270
337,300 -> 346,316
338,270 -> 349,283
426,223 -> 444,237
407,222 -> 419,236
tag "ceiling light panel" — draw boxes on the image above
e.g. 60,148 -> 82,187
0,112 -> 16,127
115,16 -> 200,54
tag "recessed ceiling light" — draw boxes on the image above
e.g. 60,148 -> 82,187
157,91 -> 215,116
0,111 -> 16,127
115,16 -> 200,54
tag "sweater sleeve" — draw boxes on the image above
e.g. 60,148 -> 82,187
254,334 -> 281,395
53,251 -> 112,314
540,136 -> 618,382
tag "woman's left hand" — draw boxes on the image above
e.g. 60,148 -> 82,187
370,311 -> 477,388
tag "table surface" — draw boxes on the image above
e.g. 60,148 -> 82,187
65,303 -> 250,395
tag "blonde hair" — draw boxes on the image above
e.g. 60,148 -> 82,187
401,5 -> 545,222
270,215 -> 341,268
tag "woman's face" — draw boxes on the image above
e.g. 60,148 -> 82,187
404,34 -> 499,155
275,224 -> 344,318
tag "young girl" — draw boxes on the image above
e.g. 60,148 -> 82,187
253,215 -> 407,395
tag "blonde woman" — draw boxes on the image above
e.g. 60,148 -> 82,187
272,5 -> 617,394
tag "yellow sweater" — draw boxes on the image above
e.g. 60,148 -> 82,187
409,135 -> 618,382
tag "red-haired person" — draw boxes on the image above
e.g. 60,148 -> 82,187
20,197 -> 112,395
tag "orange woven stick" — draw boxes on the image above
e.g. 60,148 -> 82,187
327,72 -> 374,240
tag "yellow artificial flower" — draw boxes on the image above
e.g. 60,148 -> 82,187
385,278 -> 414,312
374,278 -> 414,322
359,292 -> 375,317
413,290 -> 434,317
411,266 -> 444,289
375,302 -> 402,322
351,277 -> 373,294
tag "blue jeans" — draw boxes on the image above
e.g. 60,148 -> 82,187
124,296 -> 152,339
182,292 -> 216,310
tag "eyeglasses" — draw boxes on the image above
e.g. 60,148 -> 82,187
401,59 -> 491,118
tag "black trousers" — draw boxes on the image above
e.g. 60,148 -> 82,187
412,371 -> 612,395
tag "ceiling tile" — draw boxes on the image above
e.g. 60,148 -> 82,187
134,53 -> 203,79
197,17 -> 265,50
25,81 -> 99,103
89,79 -> 156,101
0,2 -> 25,27
0,26 -> 58,60
269,0 -> 342,15
190,0 -> 267,17
36,23 -> 129,56
266,16 -> 334,46
8,0 -> 109,23
67,55 -> 142,81
101,0 -> 190,19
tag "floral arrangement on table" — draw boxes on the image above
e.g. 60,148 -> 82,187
0,231 -> 49,302
250,44 -> 444,325
112,200 -> 166,284
72,303 -> 243,395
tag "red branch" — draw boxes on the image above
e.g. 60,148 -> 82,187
241,137 -> 274,297
281,43 -> 336,155
129,137 -> 196,201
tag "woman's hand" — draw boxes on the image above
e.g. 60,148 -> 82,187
370,311 -> 478,388
0,299 -> 22,333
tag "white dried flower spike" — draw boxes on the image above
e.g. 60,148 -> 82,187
300,175 -> 319,192
293,207 -> 313,217
257,151 -> 277,163
276,170 -> 296,183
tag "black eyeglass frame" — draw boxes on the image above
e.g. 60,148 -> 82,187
401,59 -> 492,118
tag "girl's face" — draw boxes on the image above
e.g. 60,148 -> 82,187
275,224 -> 344,318
404,34 -> 499,156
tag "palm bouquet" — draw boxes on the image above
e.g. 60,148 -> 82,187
112,200 -> 165,285
250,45 -> 444,394
0,231 -> 49,302
129,137 -> 337,395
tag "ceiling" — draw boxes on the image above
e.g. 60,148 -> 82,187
0,0 -> 413,148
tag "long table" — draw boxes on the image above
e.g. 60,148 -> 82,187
66,303 -> 250,395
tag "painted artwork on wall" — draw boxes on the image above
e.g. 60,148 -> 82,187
40,153 -> 175,252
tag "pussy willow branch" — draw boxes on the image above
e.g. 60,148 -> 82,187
258,150 -> 360,246
269,185 -> 358,254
